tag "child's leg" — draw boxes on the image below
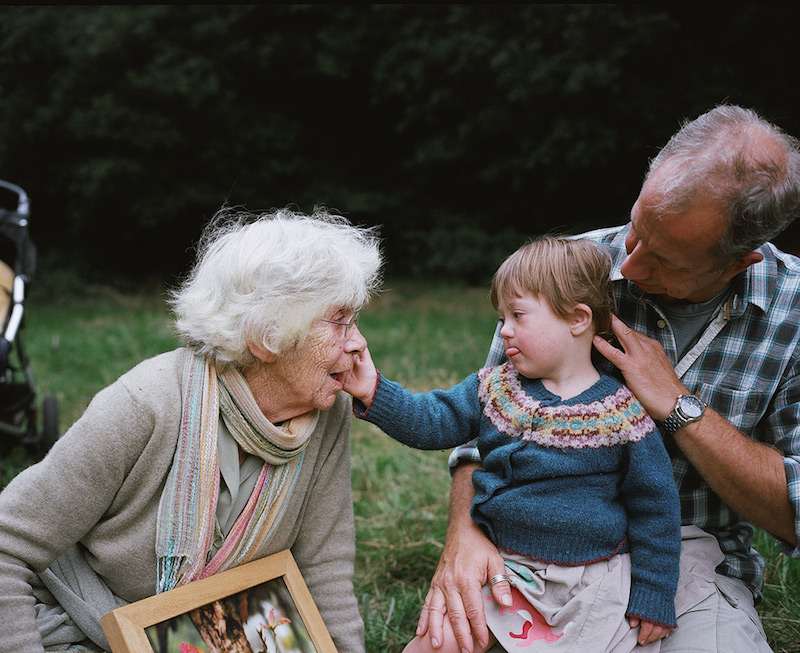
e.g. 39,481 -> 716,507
402,615 -> 496,653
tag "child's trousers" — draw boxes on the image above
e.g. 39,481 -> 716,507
482,550 -> 656,653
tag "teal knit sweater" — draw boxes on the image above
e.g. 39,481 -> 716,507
356,362 -> 681,628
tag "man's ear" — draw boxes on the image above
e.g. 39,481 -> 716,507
720,251 -> 763,282
570,303 -> 594,337
247,341 -> 277,363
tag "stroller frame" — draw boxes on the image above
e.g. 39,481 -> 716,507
0,179 -> 58,460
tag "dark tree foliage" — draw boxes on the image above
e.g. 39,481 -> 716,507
0,5 -> 798,286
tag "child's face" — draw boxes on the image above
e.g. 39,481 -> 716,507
497,292 -> 575,380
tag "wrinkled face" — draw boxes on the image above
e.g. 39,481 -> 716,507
269,308 -> 367,417
621,178 -> 736,303
497,293 -> 574,380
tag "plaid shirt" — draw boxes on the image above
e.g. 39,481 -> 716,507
450,224 -> 800,599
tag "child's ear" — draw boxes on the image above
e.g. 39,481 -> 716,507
569,303 -> 594,336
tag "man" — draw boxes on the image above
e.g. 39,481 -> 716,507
419,105 -> 800,653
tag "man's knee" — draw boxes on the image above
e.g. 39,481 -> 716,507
661,575 -> 771,653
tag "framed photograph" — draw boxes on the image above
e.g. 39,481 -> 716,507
100,549 -> 336,653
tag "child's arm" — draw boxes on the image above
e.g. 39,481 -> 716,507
342,348 -> 482,451
621,421 -> 682,642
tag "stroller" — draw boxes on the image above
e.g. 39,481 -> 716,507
0,180 -> 58,464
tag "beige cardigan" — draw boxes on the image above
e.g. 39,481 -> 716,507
0,348 -> 364,652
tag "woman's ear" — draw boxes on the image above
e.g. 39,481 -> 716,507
247,341 -> 277,364
570,303 -> 594,337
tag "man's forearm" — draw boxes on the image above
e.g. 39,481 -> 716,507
675,408 -> 797,545
448,463 -> 481,536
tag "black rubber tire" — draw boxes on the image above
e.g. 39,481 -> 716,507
41,395 -> 59,452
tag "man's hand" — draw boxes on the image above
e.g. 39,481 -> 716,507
592,314 -> 687,420
595,315 -> 797,545
417,524 -> 510,651
417,464 -> 511,651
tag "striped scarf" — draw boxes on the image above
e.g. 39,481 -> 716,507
156,352 -> 316,593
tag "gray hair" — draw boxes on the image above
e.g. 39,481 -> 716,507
170,207 -> 383,367
644,105 -> 800,261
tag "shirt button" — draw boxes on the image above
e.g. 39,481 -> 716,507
657,319 -> 667,329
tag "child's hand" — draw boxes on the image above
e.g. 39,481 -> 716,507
630,617 -> 671,645
341,346 -> 379,407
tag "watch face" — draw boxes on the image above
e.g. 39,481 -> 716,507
680,395 -> 705,419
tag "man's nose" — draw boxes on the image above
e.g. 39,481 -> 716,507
620,241 -> 651,279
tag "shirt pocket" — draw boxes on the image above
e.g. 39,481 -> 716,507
697,382 -> 769,435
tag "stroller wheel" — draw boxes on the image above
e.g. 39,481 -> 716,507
41,396 -> 59,452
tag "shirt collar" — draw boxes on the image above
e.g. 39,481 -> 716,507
741,243 -> 775,314
607,224 -> 629,283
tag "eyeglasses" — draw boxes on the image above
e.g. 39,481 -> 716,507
320,312 -> 360,337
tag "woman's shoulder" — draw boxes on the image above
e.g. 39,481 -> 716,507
121,347 -> 188,380
82,349 -> 188,425
113,348 -> 189,397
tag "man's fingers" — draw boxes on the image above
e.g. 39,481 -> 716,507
613,313 -> 647,348
488,578 -> 513,608
486,567 -> 513,608
442,587 -> 474,652
592,334 -> 623,364
415,590 -> 433,637
419,588 -> 447,648
595,314 -> 654,369
611,313 -> 633,335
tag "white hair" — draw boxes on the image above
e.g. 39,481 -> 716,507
170,207 -> 382,367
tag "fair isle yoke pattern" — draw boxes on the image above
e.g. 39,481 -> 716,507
477,362 -> 655,449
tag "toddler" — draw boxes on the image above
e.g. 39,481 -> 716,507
343,237 -> 681,653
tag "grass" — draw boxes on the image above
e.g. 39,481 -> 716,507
350,283 -> 497,651
2,281 -> 799,652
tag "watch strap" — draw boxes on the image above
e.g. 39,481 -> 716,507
660,413 -> 684,437
659,394 -> 706,437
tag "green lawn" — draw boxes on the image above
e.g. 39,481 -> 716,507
4,282 -> 799,652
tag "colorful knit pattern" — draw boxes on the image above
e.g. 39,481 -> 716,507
477,362 -> 655,449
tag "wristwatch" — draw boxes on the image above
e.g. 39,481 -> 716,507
660,394 -> 707,437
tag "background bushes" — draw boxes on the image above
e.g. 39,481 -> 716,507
1,5 -> 799,287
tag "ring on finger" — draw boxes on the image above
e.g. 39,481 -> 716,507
487,573 -> 512,588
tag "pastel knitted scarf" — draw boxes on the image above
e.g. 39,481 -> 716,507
156,352 -> 317,593
477,362 -> 654,449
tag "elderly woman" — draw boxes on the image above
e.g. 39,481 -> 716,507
0,208 -> 382,652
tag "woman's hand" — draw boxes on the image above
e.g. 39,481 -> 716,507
340,346 -> 379,407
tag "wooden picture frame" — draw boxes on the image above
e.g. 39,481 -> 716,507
100,549 -> 336,653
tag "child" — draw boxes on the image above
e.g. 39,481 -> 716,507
343,237 -> 681,653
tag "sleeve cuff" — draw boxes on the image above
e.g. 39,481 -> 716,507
352,371 -> 382,419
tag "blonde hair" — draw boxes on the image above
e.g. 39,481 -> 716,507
490,237 -> 614,339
